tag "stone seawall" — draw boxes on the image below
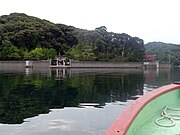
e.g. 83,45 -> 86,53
0,61 -> 25,69
0,61 -> 143,69
159,63 -> 171,69
0,60 -> 50,69
71,61 -> 143,68
144,62 -> 171,69
32,60 -> 50,68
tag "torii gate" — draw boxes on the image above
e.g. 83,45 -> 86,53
145,55 -> 156,62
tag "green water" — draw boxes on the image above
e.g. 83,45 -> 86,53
0,68 -> 179,135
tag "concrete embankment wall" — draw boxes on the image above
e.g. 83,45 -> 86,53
0,61 -> 171,69
0,60 -> 50,69
0,60 -> 51,74
144,62 -> 171,69
0,61 -> 26,69
0,61 -> 143,69
32,60 -> 50,68
159,63 -> 171,68
71,61 -> 143,68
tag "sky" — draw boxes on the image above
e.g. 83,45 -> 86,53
1,0 -> 180,44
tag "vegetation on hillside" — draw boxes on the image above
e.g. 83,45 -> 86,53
0,13 -> 77,60
145,42 -> 180,65
66,26 -> 145,62
0,13 -> 145,62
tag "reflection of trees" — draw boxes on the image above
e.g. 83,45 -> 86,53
0,74 -> 78,124
67,72 -> 144,103
0,71 -> 144,124
92,74 -> 144,102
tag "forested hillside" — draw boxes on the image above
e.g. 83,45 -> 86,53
145,42 -> 180,65
68,26 -> 145,62
0,13 -> 77,60
0,13 -> 145,62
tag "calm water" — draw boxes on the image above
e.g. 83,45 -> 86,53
0,68 -> 179,135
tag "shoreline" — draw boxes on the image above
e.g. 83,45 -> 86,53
0,60 -> 171,69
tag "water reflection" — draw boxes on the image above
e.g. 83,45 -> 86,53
0,67 -> 179,126
144,68 -> 180,90
0,68 -> 144,124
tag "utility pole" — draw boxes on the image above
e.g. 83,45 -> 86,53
122,36 -> 125,58
168,54 -> 171,63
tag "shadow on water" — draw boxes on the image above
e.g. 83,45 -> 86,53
0,68 -> 145,124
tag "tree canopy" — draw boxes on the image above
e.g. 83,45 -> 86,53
66,26 -> 145,62
0,13 -> 77,60
0,13 -> 145,62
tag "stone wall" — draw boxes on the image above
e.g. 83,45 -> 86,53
0,61 -> 25,69
32,60 -> 50,68
144,62 -> 171,69
0,60 -> 145,69
0,60 -> 50,69
159,63 -> 171,69
71,61 -> 143,68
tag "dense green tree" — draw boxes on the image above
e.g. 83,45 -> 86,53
0,13 -> 145,62
0,40 -> 22,60
30,48 -> 45,60
47,48 -> 57,60
0,13 -> 77,60
95,26 -> 107,35
68,27 -> 145,62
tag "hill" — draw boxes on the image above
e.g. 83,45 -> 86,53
145,42 -> 180,65
0,13 -> 145,62
0,13 -> 77,60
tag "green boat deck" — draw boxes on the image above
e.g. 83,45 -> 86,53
127,89 -> 180,135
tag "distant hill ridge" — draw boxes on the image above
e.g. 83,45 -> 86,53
145,42 -> 180,65
146,41 -> 180,47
